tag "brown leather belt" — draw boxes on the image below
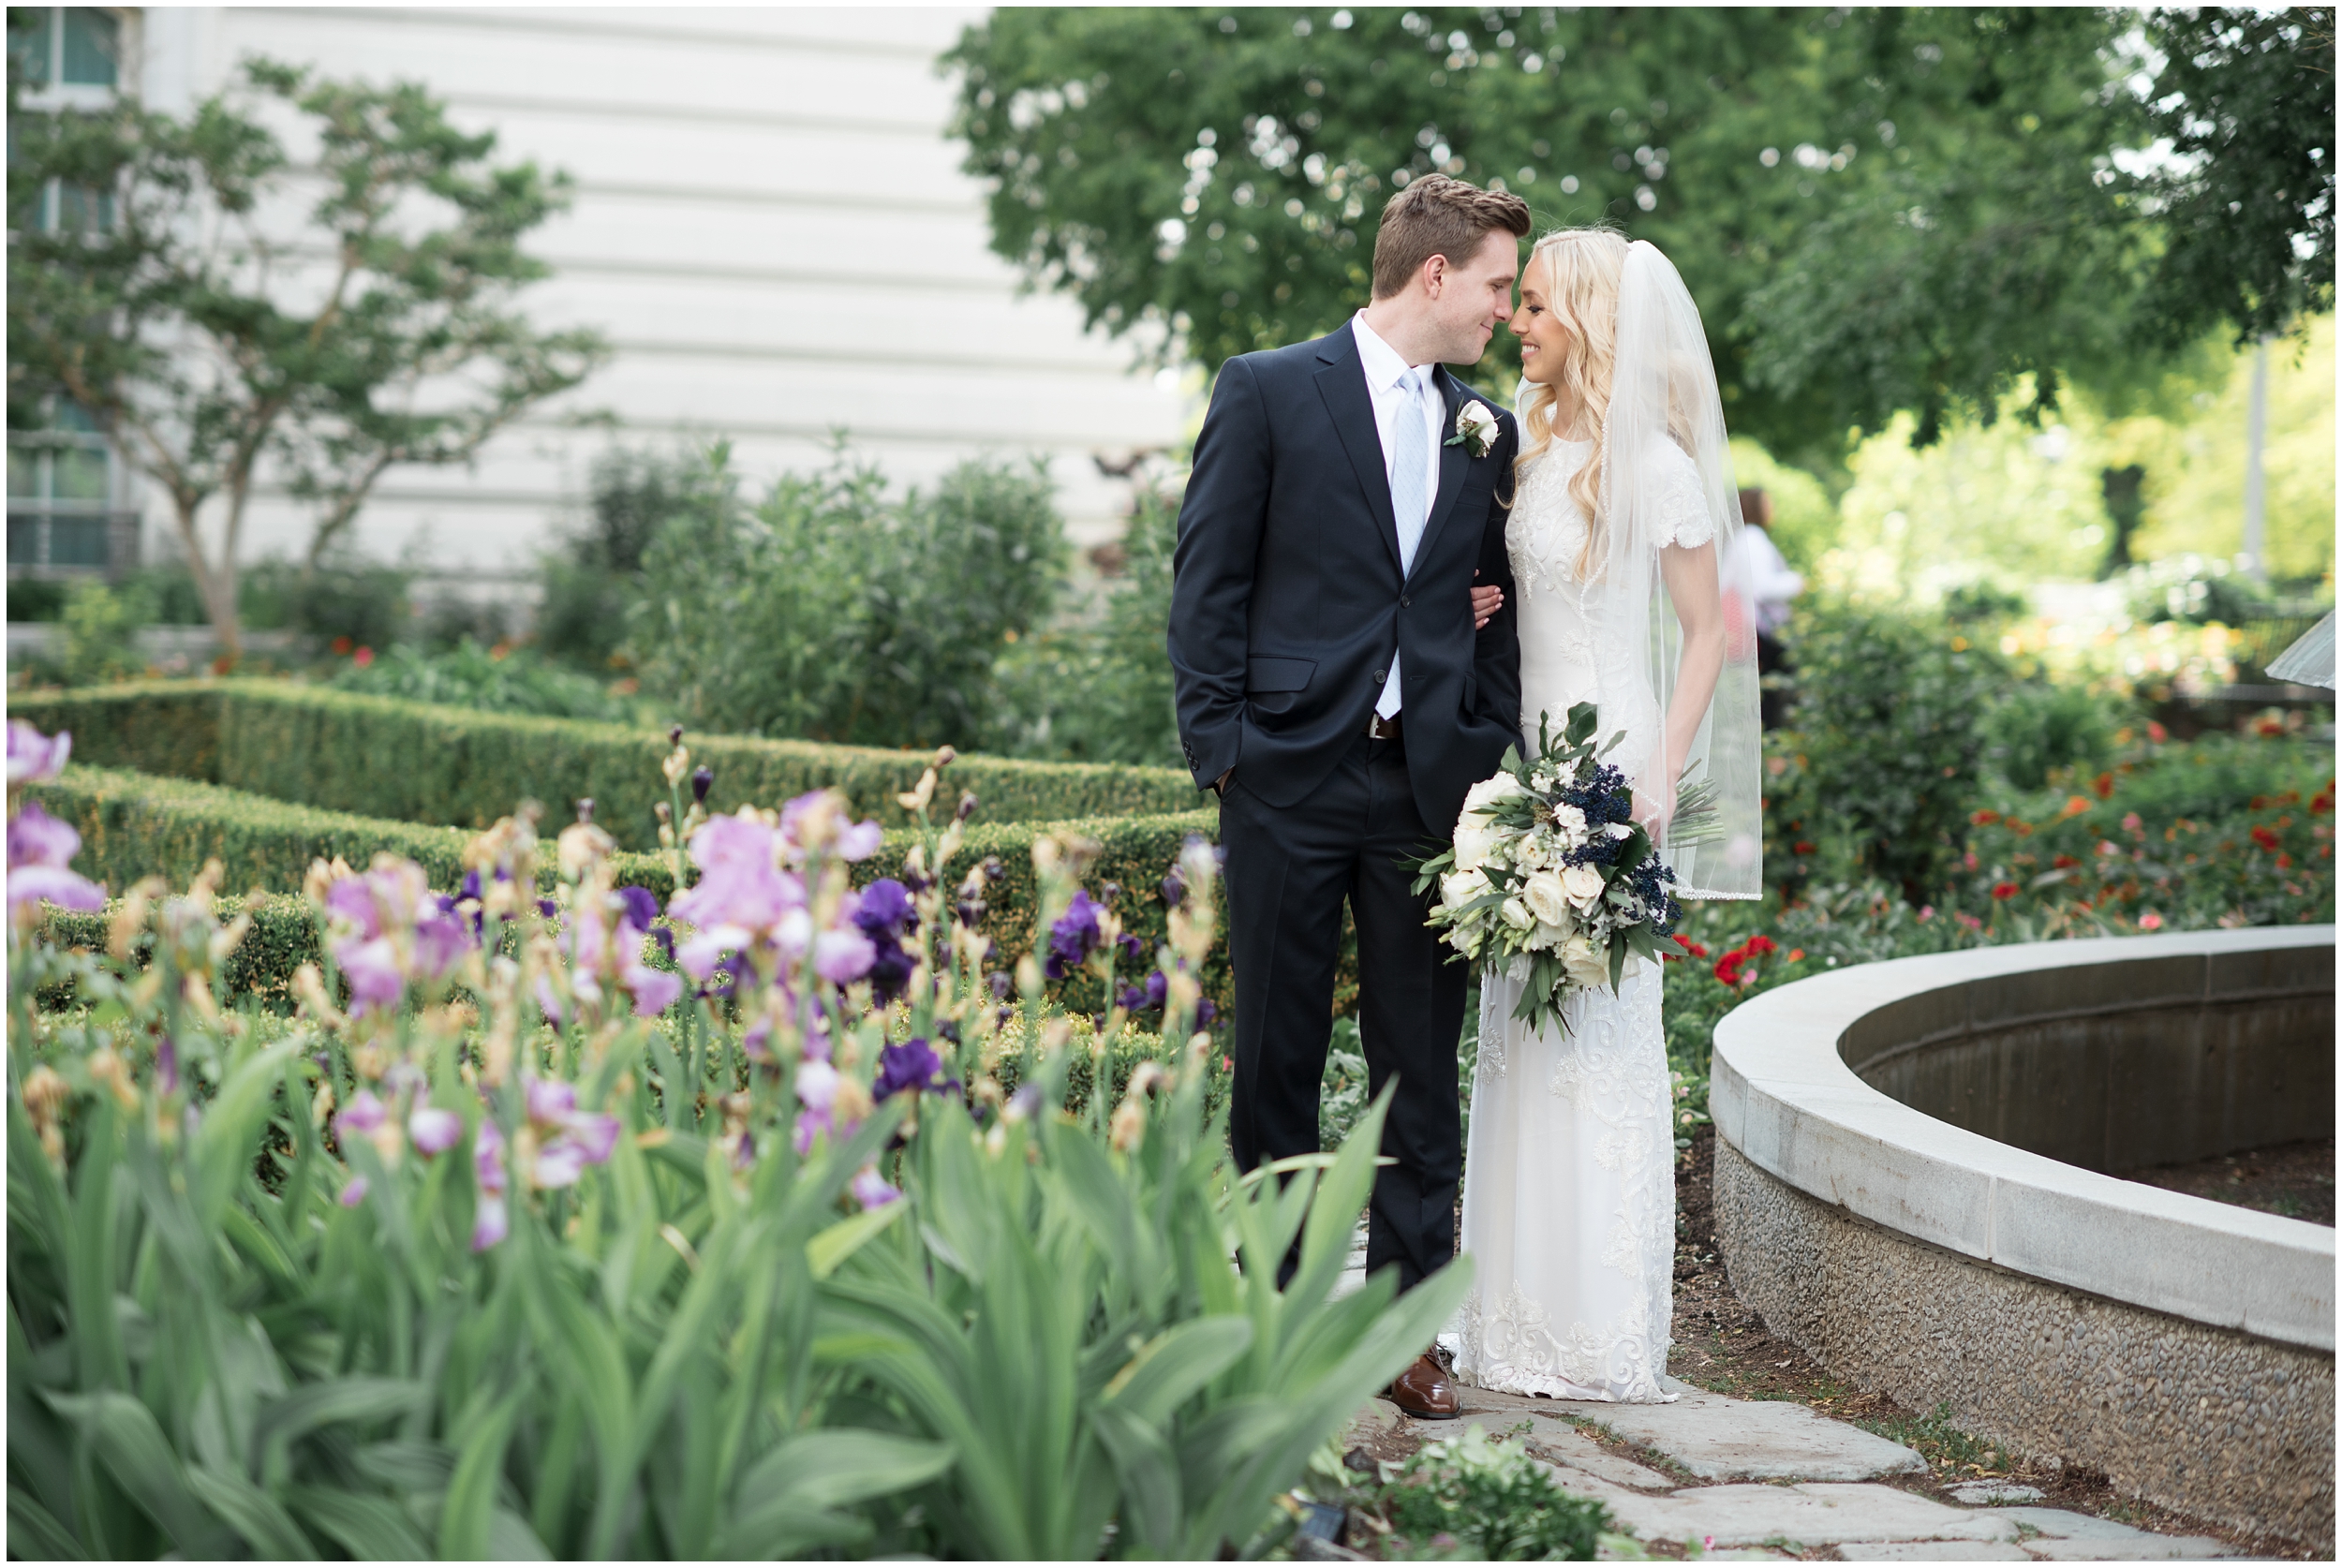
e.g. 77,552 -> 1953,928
1368,711 -> 1402,740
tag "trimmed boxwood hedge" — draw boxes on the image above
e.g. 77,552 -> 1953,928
12,680 -> 1206,851
28,762 -> 1260,1018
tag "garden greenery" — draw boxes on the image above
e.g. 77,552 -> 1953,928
7,721 -> 1461,1560
10,680 -> 1201,850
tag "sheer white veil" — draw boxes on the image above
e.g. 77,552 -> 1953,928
1591,241 -> 1763,899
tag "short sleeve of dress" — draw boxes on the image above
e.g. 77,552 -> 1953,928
1645,438 -> 1716,550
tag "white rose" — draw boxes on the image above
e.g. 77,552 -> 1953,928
1551,804 -> 1588,845
1440,868 -> 1491,910
1561,935 -> 1610,990
1562,863 -> 1607,910
1500,896 -> 1535,931
1460,774 -> 1527,817
1452,822 -> 1493,872
1521,869 -> 1570,926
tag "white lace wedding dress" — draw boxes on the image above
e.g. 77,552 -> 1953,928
1452,435 -> 1712,1404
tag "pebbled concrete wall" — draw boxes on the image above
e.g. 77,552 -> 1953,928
1715,1138 -> 2335,1550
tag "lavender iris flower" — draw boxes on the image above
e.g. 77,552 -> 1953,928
337,1088 -> 389,1137
6,801 -> 105,917
7,720 -> 70,784
850,1165 -> 903,1208
409,1107 -> 464,1156
471,1195 -> 508,1251
8,801 -> 80,867
340,1176 -> 370,1208
413,911 -> 473,981
474,1119 -> 509,1193
813,927 -> 876,985
1044,890 -> 1104,981
872,1038 -> 941,1102
334,937 -> 406,1015
836,819 -> 883,861
7,862 -> 107,917
671,817 -> 803,932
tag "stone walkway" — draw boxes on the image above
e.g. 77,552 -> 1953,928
1346,1379 -> 2237,1561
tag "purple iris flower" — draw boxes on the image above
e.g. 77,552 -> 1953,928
617,885 -> 660,931
872,1038 -> 941,1102
1119,970 -> 1171,1012
7,721 -> 70,784
409,1107 -> 463,1155
474,1119 -> 509,1193
1044,890 -> 1104,981
1160,869 -> 1186,910
537,898 -> 559,920
526,1076 -> 576,1122
6,801 -> 106,917
8,861 -> 107,917
155,1035 -> 181,1095
340,1176 -> 370,1208
852,880 -> 918,1005
1118,932 -> 1146,964
413,910 -> 473,981
813,927 -> 876,985
460,869 -> 482,901
1195,998 -> 1218,1028
691,764 -> 713,803
672,816 -> 803,933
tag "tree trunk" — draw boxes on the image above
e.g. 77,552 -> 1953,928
169,496 -> 242,666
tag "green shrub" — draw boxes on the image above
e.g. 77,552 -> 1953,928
10,680 -> 1202,846
536,445 -> 692,670
238,554 -> 413,648
1314,1426 -> 1608,1561
330,638 -> 631,721
28,762 -> 1237,1018
630,445 -> 1065,748
58,579 -> 150,686
989,489 -> 1183,766
1984,682 -> 2133,790
1775,599 -> 2004,903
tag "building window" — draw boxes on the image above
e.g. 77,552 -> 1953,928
7,400 -> 130,574
7,7 -> 120,90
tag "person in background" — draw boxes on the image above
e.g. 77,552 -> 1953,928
1732,486 -> 1804,730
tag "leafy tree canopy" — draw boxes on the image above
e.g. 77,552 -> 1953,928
946,7 -> 2331,467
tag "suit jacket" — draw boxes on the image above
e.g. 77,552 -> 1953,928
1168,320 -> 1525,839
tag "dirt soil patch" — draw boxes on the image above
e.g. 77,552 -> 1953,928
1668,1125 -> 2316,1560
2119,1137 -> 2335,1226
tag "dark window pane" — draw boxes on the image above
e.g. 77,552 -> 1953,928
53,181 -> 111,232
60,7 -> 114,87
7,451 -> 37,499
8,9 -> 54,85
47,517 -> 109,566
53,446 -> 107,501
7,518 -> 44,566
52,400 -> 100,435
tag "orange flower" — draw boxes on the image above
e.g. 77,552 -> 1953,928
2093,772 -> 2114,799
2061,795 -> 2092,819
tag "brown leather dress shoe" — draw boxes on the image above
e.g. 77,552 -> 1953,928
1386,1352 -> 1459,1419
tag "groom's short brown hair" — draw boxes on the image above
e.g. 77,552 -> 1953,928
1371,175 -> 1532,299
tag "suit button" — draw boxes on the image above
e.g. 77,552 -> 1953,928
1401,596 -> 1412,608
1372,669 -> 1386,684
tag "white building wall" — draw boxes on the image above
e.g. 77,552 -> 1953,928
136,6 -> 1188,591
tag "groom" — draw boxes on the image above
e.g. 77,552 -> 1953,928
1168,175 -> 1528,1418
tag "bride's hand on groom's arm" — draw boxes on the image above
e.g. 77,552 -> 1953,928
1470,570 -> 1505,629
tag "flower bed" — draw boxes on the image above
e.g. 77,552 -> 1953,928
10,680 -> 1202,851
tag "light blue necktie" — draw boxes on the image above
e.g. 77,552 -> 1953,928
1378,370 -> 1431,719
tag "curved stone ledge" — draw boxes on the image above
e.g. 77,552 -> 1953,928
1708,926 -> 2335,1548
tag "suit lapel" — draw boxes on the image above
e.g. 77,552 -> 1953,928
1313,324 -> 1405,577
1407,367 -> 1474,585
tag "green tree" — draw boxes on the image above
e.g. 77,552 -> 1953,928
945,7 -> 2157,466
2135,7 -> 2335,349
7,53 -> 605,659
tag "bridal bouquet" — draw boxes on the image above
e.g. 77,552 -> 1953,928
1411,703 -> 1699,1033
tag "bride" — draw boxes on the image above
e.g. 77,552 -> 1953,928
1452,229 -> 1763,1403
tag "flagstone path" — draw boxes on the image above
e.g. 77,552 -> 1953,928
1341,1380 -> 2237,1561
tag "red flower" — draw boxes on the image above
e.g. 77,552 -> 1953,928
1683,941 -> 1709,959
1793,841 -> 1816,855
1991,881 -> 2019,900
2146,721 -> 2169,743
2277,852 -> 2293,869
2251,825 -> 2280,851
1713,954 -> 1744,986
2053,854 -> 2080,869
331,636 -> 354,656
1787,948 -> 1805,962
1743,934 -> 1779,956
2093,772 -> 2115,800
1971,809 -> 2001,826
353,646 -> 375,668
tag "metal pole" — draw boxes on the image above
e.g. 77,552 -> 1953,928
2241,335 -> 2270,583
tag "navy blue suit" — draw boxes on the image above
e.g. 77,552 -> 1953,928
1169,321 -> 1522,1292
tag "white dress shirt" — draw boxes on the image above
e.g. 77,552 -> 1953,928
1353,311 -> 1445,718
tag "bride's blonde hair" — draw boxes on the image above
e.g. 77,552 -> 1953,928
1514,227 -> 1628,580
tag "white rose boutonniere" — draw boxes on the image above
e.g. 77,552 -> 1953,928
1447,400 -> 1499,458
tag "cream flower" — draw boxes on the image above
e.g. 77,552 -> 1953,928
1562,935 -> 1610,990
1521,869 -> 1570,926
1441,868 -> 1492,910
1452,821 -> 1496,873
1562,863 -> 1608,910
1500,896 -> 1535,931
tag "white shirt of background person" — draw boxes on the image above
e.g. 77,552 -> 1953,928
1352,309 -> 1446,719
1730,523 -> 1805,635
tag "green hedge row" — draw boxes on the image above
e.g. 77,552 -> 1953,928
29,763 -> 1253,1018
12,680 -> 1204,851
